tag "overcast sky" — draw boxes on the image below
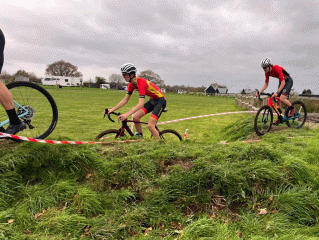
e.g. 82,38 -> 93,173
1,0 -> 319,93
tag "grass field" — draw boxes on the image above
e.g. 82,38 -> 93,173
40,87 -> 248,142
0,86 -> 319,239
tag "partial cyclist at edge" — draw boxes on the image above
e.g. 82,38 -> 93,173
257,57 -> 295,125
0,29 -> 26,135
107,63 -> 166,141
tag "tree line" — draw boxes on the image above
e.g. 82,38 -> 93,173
0,70 -> 42,83
0,60 -> 223,93
88,70 -> 207,93
0,60 -> 315,94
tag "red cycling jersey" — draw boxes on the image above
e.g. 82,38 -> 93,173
265,65 -> 290,84
127,77 -> 165,100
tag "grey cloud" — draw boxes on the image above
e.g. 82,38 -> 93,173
1,0 -> 319,93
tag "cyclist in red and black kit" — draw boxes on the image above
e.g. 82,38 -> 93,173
257,58 -> 295,125
107,63 -> 166,140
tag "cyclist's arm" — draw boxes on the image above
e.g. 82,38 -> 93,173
108,94 -> 131,114
126,97 -> 145,117
117,98 -> 144,121
259,83 -> 269,94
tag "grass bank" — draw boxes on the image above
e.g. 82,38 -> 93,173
0,87 -> 318,239
0,116 -> 318,239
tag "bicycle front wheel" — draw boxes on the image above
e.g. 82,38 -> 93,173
284,101 -> 307,128
96,129 -> 121,142
4,81 -> 58,139
159,129 -> 183,142
254,106 -> 273,136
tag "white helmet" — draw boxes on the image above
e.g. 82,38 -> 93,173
261,58 -> 271,68
121,63 -> 137,74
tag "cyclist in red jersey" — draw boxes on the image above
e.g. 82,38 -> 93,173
257,58 -> 295,125
107,63 -> 166,140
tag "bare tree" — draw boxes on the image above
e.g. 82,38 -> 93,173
211,83 -> 227,89
95,76 -> 106,86
29,72 -> 42,83
138,70 -> 164,87
109,73 -> 124,89
0,70 -> 14,83
45,60 -> 83,77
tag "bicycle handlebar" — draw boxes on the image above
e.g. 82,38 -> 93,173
255,89 -> 276,102
104,108 -> 121,122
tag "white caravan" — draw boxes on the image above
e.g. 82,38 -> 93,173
100,84 -> 110,89
42,76 -> 82,87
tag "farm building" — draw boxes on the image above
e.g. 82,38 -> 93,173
204,86 -> 217,95
42,76 -> 82,87
178,89 -> 187,94
216,87 -> 228,94
15,76 -> 29,82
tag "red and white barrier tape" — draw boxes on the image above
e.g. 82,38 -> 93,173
0,132 -> 142,144
157,111 -> 256,125
0,111 -> 256,145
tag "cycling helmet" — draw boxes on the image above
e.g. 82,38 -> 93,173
121,63 -> 137,74
261,58 -> 271,68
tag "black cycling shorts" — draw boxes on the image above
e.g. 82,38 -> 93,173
142,97 -> 166,120
0,29 -> 5,74
278,76 -> 293,97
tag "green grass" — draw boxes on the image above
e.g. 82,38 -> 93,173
40,87 -> 244,142
0,86 -> 318,239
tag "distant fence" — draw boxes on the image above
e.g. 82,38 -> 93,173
235,94 -> 319,123
235,94 -> 319,113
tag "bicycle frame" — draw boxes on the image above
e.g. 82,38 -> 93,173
259,93 -> 299,123
116,119 -> 161,137
98,110 -> 183,141
0,101 -> 29,127
267,96 -> 282,116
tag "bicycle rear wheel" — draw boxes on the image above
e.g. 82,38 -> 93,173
4,81 -> 58,139
284,101 -> 307,128
254,106 -> 273,136
159,129 -> 182,142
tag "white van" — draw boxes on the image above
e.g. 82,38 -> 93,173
100,84 -> 110,89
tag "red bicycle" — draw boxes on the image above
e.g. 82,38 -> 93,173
96,109 -> 183,142
254,91 -> 307,136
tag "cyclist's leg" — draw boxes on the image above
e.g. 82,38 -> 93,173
0,29 -> 22,129
133,108 -> 147,134
148,98 -> 166,140
0,29 -> 4,73
279,77 -> 293,107
0,29 -> 13,110
133,99 -> 154,134
148,117 -> 160,140
0,82 -> 14,110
